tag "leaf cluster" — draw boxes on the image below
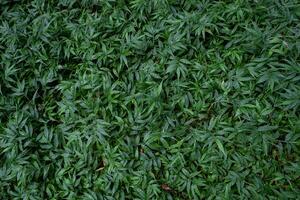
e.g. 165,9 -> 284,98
0,0 -> 300,199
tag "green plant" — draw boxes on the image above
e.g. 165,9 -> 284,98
0,0 -> 299,199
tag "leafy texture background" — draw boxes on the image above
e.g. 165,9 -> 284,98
0,0 -> 300,199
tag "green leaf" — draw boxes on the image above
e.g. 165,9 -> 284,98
216,139 -> 227,158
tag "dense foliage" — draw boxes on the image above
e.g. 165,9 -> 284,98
1,0 -> 300,199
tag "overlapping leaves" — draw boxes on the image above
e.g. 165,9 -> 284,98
0,0 -> 299,199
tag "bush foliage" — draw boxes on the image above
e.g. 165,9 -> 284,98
0,0 -> 300,199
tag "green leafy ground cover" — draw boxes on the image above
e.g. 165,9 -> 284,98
1,0 -> 300,199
